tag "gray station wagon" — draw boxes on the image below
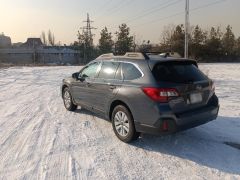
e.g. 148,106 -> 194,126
61,52 -> 219,142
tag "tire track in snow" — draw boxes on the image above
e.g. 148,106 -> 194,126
0,66 -> 240,179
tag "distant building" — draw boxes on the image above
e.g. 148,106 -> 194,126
21,38 -> 43,48
0,33 -> 12,48
12,42 -> 23,48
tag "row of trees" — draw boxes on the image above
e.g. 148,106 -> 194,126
99,24 -> 133,55
73,23 -> 240,62
72,23 -> 134,61
160,24 -> 240,61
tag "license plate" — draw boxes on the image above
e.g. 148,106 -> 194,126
190,93 -> 202,104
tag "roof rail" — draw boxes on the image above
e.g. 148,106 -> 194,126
96,53 -> 114,59
96,52 -> 181,60
96,52 -> 148,60
142,52 -> 182,58
124,52 -> 147,59
159,52 -> 181,58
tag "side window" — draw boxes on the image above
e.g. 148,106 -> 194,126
80,62 -> 100,78
98,61 -> 120,80
115,64 -> 122,80
122,63 -> 142,80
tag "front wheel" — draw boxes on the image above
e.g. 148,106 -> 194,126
112,105 -> 140,143
63,87 -> 77,111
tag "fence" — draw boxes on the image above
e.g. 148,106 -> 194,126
0,48 -> 83,65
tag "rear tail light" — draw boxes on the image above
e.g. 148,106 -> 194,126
142,87 -> 179,103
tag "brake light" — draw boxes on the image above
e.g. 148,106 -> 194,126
142,87 -> 179,103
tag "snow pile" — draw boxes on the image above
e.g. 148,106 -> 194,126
0,64 -> 239,179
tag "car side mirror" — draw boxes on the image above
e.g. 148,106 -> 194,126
72,72 -> 80,80
79,74 -> 88,82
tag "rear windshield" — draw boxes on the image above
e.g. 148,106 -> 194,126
152,61 -> 207,83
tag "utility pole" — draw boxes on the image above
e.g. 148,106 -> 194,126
184,0 -> 189,58
80,13 -> 97,62
133,34 -> 136,52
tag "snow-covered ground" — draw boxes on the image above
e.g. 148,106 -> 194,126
0,64 -> 239,179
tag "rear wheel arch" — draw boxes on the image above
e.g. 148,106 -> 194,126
109,100 -> 133,121
110,101 -> 140,142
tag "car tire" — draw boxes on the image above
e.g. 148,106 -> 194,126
112,105 -> 140,143
63,87 -> 77,111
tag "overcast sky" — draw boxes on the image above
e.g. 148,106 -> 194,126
1,0 -> 239,45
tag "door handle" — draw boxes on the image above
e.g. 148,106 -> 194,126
109,84 -> 116,90
86,82 -> 91,87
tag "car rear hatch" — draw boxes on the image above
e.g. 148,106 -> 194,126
151,60 -> 214,114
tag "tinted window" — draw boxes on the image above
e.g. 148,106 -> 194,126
80,62 -> 100,78
115,64 -> 122,80
122,63 -> 142,80
152,61 -> 207,83
98,61 -> 120,79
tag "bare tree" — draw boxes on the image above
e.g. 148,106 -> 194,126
48,30 -> 55,46
40,31 -> 47,45
52,34 -> 55,46
160,24 -> 176,44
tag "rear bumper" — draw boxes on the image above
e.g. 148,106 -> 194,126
135,95 -> 219,135
175,104 -> 219,131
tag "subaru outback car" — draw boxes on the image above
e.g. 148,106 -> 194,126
61,52 -> 219,143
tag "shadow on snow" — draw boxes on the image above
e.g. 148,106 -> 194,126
75,108 -> 240,175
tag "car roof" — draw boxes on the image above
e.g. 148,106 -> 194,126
95,52 -> 198,68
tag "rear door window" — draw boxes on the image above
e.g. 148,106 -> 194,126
122,63 -> 142,80
115,64 -> 122,80
98,61 -> 120,80
152,61 -> 207,83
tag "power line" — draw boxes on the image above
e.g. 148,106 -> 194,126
94,0 -> 115,19
98,0 -> 114,10
121,0 -> 173,22
97,0 -> 227,42
131,0 -> 227,28
99,0 -> 127,18
106,0 -> 137,16
98,0 -> 141,22
131,12 -> 183,28
121,0 -> 175,23
107,0 -> 133,14
190,0 -> 226,12
105,0 -> 181,31
95,0 -> 127,22
124,0 -> 182,24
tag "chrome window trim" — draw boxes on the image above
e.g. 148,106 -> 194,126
87,59 -> 145,81
120,61 -> 144,80
101,59 -> 144,77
